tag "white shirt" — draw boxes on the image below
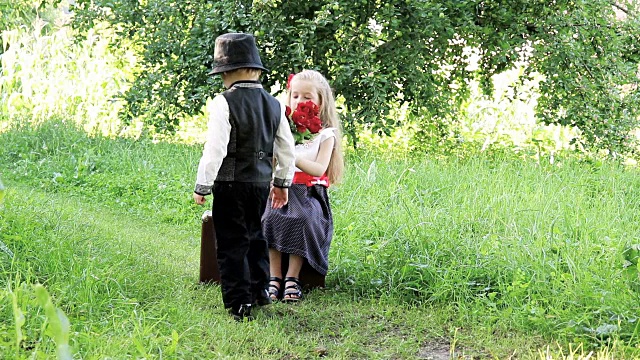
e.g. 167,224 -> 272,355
294,127 -> 336,172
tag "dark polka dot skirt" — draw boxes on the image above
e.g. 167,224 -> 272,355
262,184 -> 333,275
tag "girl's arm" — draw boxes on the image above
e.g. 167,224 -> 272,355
295,137 -> 335,176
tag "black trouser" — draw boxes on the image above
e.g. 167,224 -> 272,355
212,182 -> 270,309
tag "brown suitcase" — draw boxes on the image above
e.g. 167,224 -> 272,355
199,210 -> 221,284
199,210 -> 325,288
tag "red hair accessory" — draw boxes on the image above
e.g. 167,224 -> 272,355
286,73 -> 295,89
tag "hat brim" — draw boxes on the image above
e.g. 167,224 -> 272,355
208,63 -> 269,75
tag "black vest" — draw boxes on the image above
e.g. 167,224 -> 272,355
216,81 -> 281,183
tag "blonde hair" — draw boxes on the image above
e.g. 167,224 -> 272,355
288,70 -> 344,184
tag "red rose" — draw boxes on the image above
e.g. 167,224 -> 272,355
292,112 -> 308,132
296,101 -> 319,118
285,105 -> 292,118
307,116 -> 322,133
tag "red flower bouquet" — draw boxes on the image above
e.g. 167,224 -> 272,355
286,101 -> 322,144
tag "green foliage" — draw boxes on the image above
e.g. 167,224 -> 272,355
0,19 -> 136,136
334,150 -> 640,348
0,0 -> 63,35
0,0 -> 38,33
623,243 -> 640,293
523,1 -> 640,154
3,278 -> 72,358
352,68 -> 580,160
0,120 -> 198,224
34,284 -> 72,360
69,0 -> 640,153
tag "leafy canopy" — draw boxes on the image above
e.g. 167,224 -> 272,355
70,0 -> 640,152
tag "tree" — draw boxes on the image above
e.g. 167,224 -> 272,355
1,0 -> 65,58
0,0 -> 38,33
70,0 -> 640,153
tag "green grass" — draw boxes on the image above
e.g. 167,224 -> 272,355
1,120 -> 640,358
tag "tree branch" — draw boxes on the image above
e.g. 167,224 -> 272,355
610,1 -> 629,14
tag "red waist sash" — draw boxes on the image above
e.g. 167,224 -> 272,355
292,172 -> 330,187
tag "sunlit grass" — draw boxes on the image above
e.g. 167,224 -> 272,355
1,122 -> 640,358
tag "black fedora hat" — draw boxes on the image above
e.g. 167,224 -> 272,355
209,33 -> 269,75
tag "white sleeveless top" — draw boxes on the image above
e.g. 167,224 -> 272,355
294,127 -> 336,172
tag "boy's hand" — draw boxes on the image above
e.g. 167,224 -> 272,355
270,187 -> 288,209
193,193 -> 207,205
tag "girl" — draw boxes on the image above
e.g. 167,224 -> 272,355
262,69 -> 344,302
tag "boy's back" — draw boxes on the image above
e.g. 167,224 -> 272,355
217,83 -> 282,183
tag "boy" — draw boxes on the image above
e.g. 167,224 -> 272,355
193,33 -> 296,321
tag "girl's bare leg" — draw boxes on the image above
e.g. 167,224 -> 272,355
268,249 -> 283,300
283,254 -> 304,301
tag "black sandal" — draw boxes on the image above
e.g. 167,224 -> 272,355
282,277 -> 303,302
268,277 -> 283,301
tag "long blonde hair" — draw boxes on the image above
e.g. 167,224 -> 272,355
288,70 -> 344,184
